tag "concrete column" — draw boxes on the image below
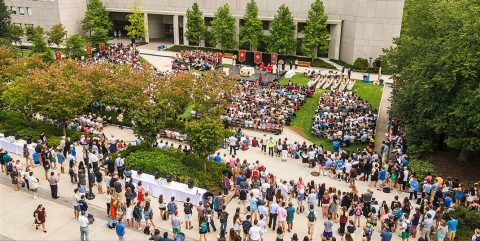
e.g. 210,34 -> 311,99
143,13 -> 150,43
328,22 -> 342,60
183,15 -> 189,46
235,17 -> 240,46
173,14 -> 179,45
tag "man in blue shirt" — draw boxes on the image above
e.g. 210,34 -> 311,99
380,227 -> 393,241
116,217 -> 125,241
213,153 -> 222,164
444,195 -> 453,209
409,177 -> 419,200
447,216 -> 459,241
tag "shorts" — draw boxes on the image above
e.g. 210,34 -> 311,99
402,232 -> 410,239
31,188 -> 38,192
172,227 -> 181,234
278,220 -> 286,226
74,205 -> 81,211
185,214 -> 192,221
447,231 -> 456,238
308,221 -> 315,227
437,233 -> 446,239
287,219 -> 293,224
323,231 -> 332,238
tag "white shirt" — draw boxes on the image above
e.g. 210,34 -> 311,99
88,153 -> 98,163
249,225 -> 263,240
78,215 -> 89,228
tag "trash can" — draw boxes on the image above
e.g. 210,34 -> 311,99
379,79 -> 384,86
363,75 -> 369,83
333,141 -> 340,152
187,179 -> 194,189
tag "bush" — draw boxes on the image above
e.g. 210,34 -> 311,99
0,110 -> 84,146
353,58 -> 369,71
443,206 -> 480,241
122,147 -> 225,191
409,159 -> 438,181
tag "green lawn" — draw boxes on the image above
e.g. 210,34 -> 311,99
289,80 -> 383,152
279,73 -> 310,85
351,81 -> 383,110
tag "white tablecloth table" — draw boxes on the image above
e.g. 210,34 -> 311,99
0,137 -> 36,158
130,170 -> 206,205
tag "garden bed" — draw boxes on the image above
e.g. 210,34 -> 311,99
120,146 -> 224,191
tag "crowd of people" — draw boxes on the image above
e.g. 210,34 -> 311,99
172,50 -> 223,71
311,91 -> 377,147
221,80 -> 314,134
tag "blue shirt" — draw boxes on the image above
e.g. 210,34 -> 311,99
380,230 -> 393,241
115,221 -> 125,237
447,219 -> 458,231
444,197 -> 453,208
214,155 -> 222,164
379,170 -> 387,180
236,176 -> 244,185
409,180 -> 419,191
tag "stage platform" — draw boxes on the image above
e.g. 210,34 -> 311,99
226,65 -> 285,82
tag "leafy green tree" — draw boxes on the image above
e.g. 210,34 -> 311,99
130,98 -> 165,146
384,0 -> 480,161
185,2 -> 206,46
64,34 -> 86,58
0,0 -> 10,37
31,30 -> 50,54
301,0 -> 329,58
81,0 -> 112,41
125,2 -> 146,40
25,25 -> 44,41
7,24 -> 23,44
268,4 -> 296,54
46,23 -> 66,47
239,0 -> 263,51
2,76 -> 38,122
185,117 -> 225,171
210,4 -> 236,50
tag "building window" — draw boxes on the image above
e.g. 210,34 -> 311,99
10,6 -> 17,14
298,22 -> 307,33
239,19 -> 244,27
25,24 -> 34,28
19,7 -> 25,15
204,17 -> 213,26
13,23 -> 22,26
262,21 -> 270,30
27,7 -> 32,16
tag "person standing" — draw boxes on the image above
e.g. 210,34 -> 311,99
116,217 -> 126,241
117,112 -> 124,130
28,171 -> 39,199
268,201 -> 279,231
277,202 -> 287,234
184,197 -> 193,230
219,205 -> 229,231
171,211 -> 182,239
380,226 -> 393,241
78,211 -> 90,241
115,154 -> 125,179
48,172 -> 60,199
286,202 -> 295,232
34,204 -> 47,233
323,214 -> 334,240
228,135 -> 237,155
306,204 -> 317,241
249,219 -> 263,241
447,216 -> 459,241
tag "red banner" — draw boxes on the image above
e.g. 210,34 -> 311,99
99,42 -> 105,51
238,50 -> 246,62
55,51 -> 61,61
87,46 -> 92,56
254,51 -> 263,65
271,53 -> 278,65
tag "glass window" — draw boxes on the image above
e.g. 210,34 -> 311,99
19,7 -> 25,15
262,21 -> 270,30
25,24 -> 34,28
204,17 -> 213,26
27,7 -> 32,16
298,22 -> 307,32
10,6 -> 17,14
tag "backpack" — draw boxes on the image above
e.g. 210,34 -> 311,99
6,162 -> 13,172
355,205 -> 363,216
107,219 -> 117,229
364,224 -> 373,237
474,235 -> 480,241
133,206 -> 140,219
242,220 -> 252,233
167,202 -> 176,213
199,222 -> 208,233
307,210 -> 315,222
404,221 -> 412,233
220,211 -> 228,223
184,203 -> 192,214
218,236 -> 227,241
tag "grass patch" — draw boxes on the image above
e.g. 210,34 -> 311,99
351,81 -> 383,110
279,73 -> 311,85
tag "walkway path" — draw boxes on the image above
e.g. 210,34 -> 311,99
374,83 -> 393,153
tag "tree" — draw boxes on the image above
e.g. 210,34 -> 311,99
301,0 -> 329,58
210,4 -> 236,50
0,0 -> 10,37
125,1 -> 146,40
64,34 -> 86,58
25,25 -> 44,41
384,0 -> 480,161
268,4 -> 296,54
29,60 -> 93,135
47,23 -> 66,47
185,117 -> 225,171
7,24 -> 23,44
81,0 -> 112,41
185,2 -> 206,46
2,76 -> 39,123
31,30 -> 50,54
239,0 -> 263,51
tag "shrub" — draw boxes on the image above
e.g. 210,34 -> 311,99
443,206 -> 480,241
409,159 -> 437,181
353,58 -> 369,71
122,147 -> 225,191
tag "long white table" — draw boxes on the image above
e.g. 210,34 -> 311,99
0,137 -> 36,158
130,170 -> 206,205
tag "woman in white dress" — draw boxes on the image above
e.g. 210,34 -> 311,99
125,202 -> 134,227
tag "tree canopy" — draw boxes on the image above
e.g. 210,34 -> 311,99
81,0 -> 112,41
47,23 -> 66,47
301,0 -> 329,58
7,24 -> 23,44
0,0 -> 10,37
185,2 -> 206,46
64,34 -> 86,58
210,4 -> 237,50
268,4 -> 296,54
239,0 -> 263,51
384,0 -> 480,161
125,2 -> 146,39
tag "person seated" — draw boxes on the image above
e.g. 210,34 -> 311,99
259,62 -> 266,71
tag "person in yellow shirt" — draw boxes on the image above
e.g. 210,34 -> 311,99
266,137 -> 276,157
117,113 -> 124,130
